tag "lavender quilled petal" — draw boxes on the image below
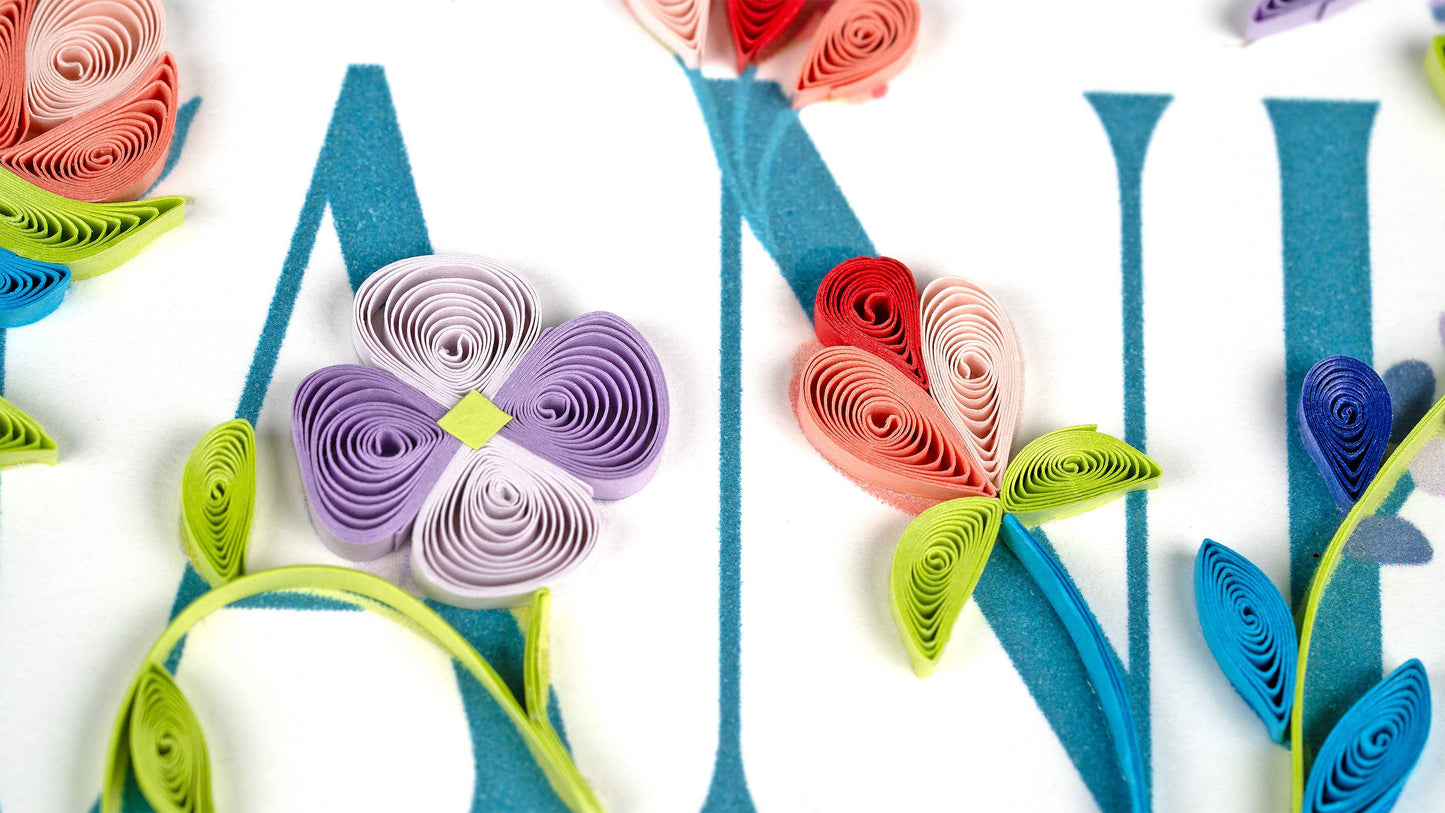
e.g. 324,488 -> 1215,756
494,311 -> 670,500
292,365 -> 461,560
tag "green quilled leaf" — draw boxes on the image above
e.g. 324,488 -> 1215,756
180,419 -> 256,587
0,395 -> 56,468
1000,424 -> 1161,525
125,664 -> 213,813
889,496 -> 1002,677
0,164 -> 185,279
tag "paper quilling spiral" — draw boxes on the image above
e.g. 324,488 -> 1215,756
0,244 -> 65,326
353,253 -> 540,405
1245,0 -> 1366,42
125,663 -> 212,812
623,0 -> 708,69
999,424 -> 1162,525
295,254 -> 669,608
792,0 -> 921,108
180,419 -> 255,588
2,52 -> 176,202
920,276 -> 1023,488
0,392 -> 54,466
889,496 -> 1001,677
1194,538 -> 1296,743
796,344 -> 992,501
814,254 -> 929,390
725,0 -> 808,69
1302,659 -> 1431,813
1298,355 -> 1391,513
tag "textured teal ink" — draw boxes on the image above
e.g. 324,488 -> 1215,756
235,65 -> 430,425
1086,91 -> 1171,803
701,186 -> 754,812
1265,98 -> 1381,760
686,66 -> 1138,810
686,67 -> 870,317
142,95 -> 202,197
430,601 -> 571,812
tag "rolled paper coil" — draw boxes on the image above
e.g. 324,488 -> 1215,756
998,515 -> 1148,813
24,0 -> 165,133
291,364 -> 460,561
2,52 -> 177,202
999,424 -> 1161,525
0,245 -> 66,326
792,0 -> 920,108
1302,659 -> 1431,813
1298,355 -> 1391,513
795,344 -> 993,501
0,393 -> 55,466
353,254 -> 541,406
813,255 -> 929,390
1195,539 -> 1296,743
920,275 -> 1023,489
494,311 -> 670,500
0,162 -> 183,278
125,664 -> 212,813
624,0 -> 708,69
726,0 -> 808,69
1245,0 -> 1367,42
889,496 -> 1001,677
411,437 -> 600,609
0,0 -> 30,149
180,419 -> 255,587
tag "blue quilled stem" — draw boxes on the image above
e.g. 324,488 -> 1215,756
999,516 -> 1148,813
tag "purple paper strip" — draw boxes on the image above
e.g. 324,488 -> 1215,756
494,311 -> 670,500
1245,0 -> 1367,41
411,436 -> 600,609
292,364 -> 461,561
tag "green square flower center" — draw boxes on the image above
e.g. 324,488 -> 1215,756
438,391 -> 513,449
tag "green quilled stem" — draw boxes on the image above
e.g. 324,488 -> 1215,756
99,570 -> 601,813
1290,392 -> 1445,812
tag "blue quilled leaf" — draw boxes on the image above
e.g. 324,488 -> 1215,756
1303,659 -> 1431,813
1299,355 -> 1392,513
0,247 -> 68,328
1345,515 -> 1434,566
1194,539 -> 1296,743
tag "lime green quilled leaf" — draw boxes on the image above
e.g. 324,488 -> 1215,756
0,164 -> 185,279
127,664 -> 213,813
0,395 -> 56,467
1000,424 -> 1162,525
889,497 -> 1003,677
180,419 -> 256,587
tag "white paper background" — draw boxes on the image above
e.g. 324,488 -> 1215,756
3,0 -> 1445,810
